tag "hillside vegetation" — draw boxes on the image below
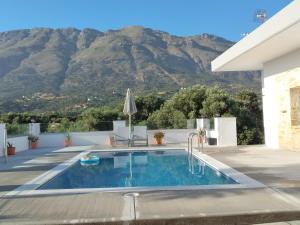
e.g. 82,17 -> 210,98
1,85 -> 263,145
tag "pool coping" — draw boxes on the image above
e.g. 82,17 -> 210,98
4,147 -> 265,197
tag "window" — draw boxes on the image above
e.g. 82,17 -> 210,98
290,87 -> 300,126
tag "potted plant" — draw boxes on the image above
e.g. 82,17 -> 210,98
197,128 -> 206,141
28,135 -> 39,149
197,128 -> 206,150
108,135 -> 115,147
154,131 -> 164,145
7,142 -> 16,155
64,133 -> 71,147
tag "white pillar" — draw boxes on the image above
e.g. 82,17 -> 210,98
0,123 -> 6,157
214,117 -> 237,147
113,120 -> 126,133
28,123 -> 40,136
196,118 -> 210,130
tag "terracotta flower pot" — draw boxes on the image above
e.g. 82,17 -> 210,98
198,136 -> 203,144
64,139 -> 71,147
109,136 -> 114,147
31,141 -> 38,149
7,147 -> 16,155
155,137 -> 163,145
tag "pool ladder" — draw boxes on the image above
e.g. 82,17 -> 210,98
188,132 -> 205,174
187,132 -> 199,158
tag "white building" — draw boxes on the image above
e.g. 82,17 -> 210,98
211,0 -> 300,150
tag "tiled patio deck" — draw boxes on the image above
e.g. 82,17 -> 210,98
1,145 -> 300,225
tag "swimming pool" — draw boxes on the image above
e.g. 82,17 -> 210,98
38,149 -> 236,190
6,148 -> 264,196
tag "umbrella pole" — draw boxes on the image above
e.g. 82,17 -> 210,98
129,115 -> 132,146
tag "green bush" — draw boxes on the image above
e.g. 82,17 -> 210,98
6,117 -> 28,136
238,128 -> 264,145
147,107 -> 186,129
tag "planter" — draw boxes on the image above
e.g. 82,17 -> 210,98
155,137 -> 163,145
207,138 -> 217,145
109,136 -> 114,147
7,147 -> 16,156
30,141 -> 38,149
64,139 -> 71,147
198,136 -> 204,144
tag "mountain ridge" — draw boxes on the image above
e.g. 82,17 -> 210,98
0,26 -> 260,112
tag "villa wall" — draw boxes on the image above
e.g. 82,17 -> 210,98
263,48 -> 300,150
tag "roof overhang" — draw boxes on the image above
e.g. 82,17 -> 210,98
212,0 -> 300,72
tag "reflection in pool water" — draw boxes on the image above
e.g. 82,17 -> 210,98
38,150 -> 237,190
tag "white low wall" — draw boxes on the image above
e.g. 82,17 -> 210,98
206,130 -> 218,139
39,133 -> 65,147
71,131 -> 112,146
39,131 -> 113,147
0,126 -> 236,153
148,129 -> 194,145
38,129 -> 194,148
7,136 -> 29,153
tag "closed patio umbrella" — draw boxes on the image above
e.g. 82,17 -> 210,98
123,88 -> 137,145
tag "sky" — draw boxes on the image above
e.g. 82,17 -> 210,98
0,0 -> 293,41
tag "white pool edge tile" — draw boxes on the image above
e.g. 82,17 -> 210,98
4,147 -> 265,197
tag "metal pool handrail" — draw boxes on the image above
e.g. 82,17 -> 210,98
187,132 -> 199,158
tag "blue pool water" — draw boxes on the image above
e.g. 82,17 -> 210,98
38,149 -> 237,190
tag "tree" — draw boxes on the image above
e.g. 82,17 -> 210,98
165,85 -> 206,118
74,107 -> 120,131
234,90 -> 264,145
134,95 -> 164,122
147,107 -> 186,129
201,86 -> 235,118
47,118 -> 72,133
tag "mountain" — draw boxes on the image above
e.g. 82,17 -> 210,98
0,26 -> 260,112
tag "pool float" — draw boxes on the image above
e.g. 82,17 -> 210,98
80,155 -> 100,166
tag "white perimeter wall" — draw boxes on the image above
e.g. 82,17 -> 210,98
39,131 -> 114,147
0,123 -> 30,156
148,129 -> 194,145
0,126 -> 236,153
38,129 -> 195,148
39,125 -> 235,148
39,133 -> 65,147
7,136 -> 29,153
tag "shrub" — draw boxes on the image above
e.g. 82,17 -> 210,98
147,107 -> 186,129
238,128 -> 264,145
